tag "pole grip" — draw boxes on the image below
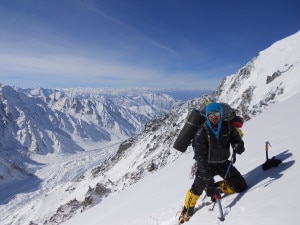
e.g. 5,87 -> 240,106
265,141 -> 271,160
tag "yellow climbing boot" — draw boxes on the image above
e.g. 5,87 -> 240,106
178,190 -> 200,224
219,181 -> 235,195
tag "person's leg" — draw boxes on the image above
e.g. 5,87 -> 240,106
227,166 -> 247,193
178,176 -> 205,223
178,189 -> 200,224
216,162 -> 247,194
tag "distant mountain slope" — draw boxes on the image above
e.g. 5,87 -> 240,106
0,86 -> 208,203
0,86 -> 182,155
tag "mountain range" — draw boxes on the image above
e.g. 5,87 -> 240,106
0,30 -> 299,225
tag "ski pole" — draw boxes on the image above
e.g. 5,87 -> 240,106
214,193 -> 225,221
210,152 -> 235,219
224,151 -> 236,180
211,151 -> 236,220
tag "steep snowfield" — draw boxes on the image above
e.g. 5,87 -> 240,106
216,31 -> 300,118
63,92 -> 299,225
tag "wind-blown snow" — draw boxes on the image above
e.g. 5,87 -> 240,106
63,91 -> 299,225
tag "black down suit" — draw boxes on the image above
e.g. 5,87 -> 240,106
190,121 -> 248,197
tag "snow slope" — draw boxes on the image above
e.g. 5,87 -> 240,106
63,92 -> 299,225
215,31 -> 300,119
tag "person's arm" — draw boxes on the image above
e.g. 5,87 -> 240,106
230,124 -> 245,154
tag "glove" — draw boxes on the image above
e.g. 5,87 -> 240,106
206,182 -> 219,198
234,143 -> 244,155
207,186 -> 221,202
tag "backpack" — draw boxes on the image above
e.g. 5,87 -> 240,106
173,102 -> 243,152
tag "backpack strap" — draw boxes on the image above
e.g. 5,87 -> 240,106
202,123 -> 212,160
226,121 -> 231,137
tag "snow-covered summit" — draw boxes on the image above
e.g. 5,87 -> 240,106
214,30 -> 300,119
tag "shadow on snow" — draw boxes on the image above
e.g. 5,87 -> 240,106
0,175 -> 42,205
226,150 -> 295,208
0,155 -> 44,205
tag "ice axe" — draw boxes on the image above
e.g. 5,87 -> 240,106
262,141 -> 282,170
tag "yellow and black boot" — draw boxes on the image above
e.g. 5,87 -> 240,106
178,190 -> 200,224
218,181 -> 235,195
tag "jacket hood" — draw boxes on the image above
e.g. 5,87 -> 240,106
205,102 -> 223,139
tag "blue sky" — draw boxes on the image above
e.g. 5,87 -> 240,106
0,0 -> 299,89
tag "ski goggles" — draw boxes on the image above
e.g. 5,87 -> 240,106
207,111 -> 221,118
